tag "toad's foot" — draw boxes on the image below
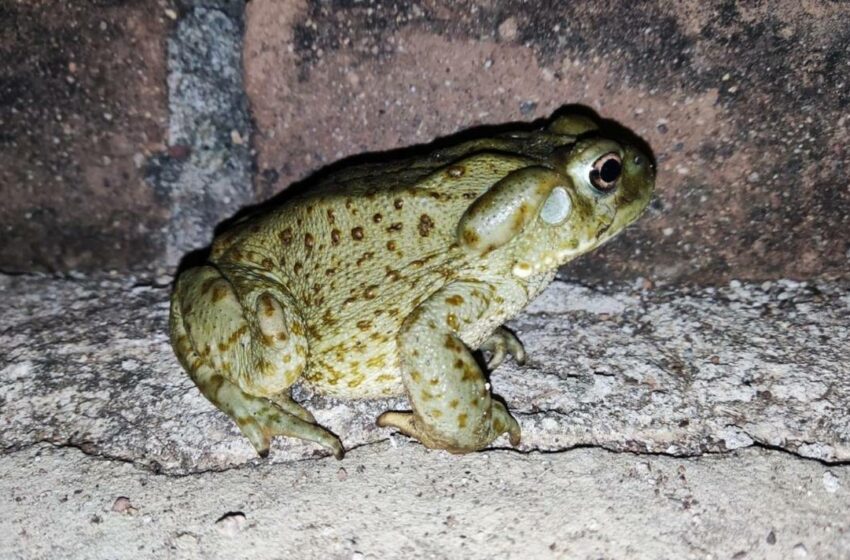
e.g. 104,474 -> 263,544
234,393 -> 344,460
480,326 -> 526,370
377,400 -> 520,453
270,393 -> 316,424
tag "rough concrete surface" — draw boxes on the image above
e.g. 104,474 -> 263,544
2,442 -> 848,560
3,275 -> 849,473
3,273 -> 850,556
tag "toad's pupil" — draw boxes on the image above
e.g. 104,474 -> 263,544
601,158 -> 621,183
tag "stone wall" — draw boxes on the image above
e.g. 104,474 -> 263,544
3,0 -> 848,283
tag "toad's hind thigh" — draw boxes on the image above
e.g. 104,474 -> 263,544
172,265 -> 307,397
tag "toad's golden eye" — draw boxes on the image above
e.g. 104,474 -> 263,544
589,152 -> 622,193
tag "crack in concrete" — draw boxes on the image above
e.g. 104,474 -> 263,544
6,432 -> 848,480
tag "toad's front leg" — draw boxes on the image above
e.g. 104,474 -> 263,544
377,281 -> 520,452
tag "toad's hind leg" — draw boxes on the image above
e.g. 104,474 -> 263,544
170,266 -> 343,459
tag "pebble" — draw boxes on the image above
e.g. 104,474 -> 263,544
822,471 -> 840,493
498,17 -> 518,40
215,512 -> 247,536
111,496 -> 138,515
337,467 -> 348,481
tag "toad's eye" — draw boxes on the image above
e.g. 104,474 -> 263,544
589,152 -> 622,193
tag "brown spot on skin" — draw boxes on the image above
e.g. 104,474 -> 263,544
388,307 -> 400,317
356,319 -> 372,331
447,165 -> 465,178
457,413 -> 468,429
306,323 -> 322,341
201,277 -> 218,294
261,297 -> 276,317
372,213 -> 383,223
444,335 -> 462,352
217,342 -> 228,352
369,332 -> 389,343
429,377 -> 439,385
453,359 -> 464,369
431,409 -> 443,418
387,222 -> 403,233
420,390 -> 434,401
211,285 -> 227,302
385,269 -> 401,281
325,267 -> 336,276
512,202 -> 530,232
367,355 -> 387,368
295,345 -> 307,358
343,296 -> 357,307
446,313 -> 459,331
462,192 -> 477,200
393,198 -> 404,210
356,252 -> 374,266
351,226 -> 364,240
386,240 -> 397,251
231,248 -> 244,261
322,309 -> 337,326
462,230 -> 479,246
449,399 -> 460,409
277,331 -> 288,341
461,366 -> 477,382
331,228 -> 341,245
261,258 -> 275,270
410,370 -> 421,382
445,294 -> 464,306
294,262 -> 303,275
364,286 -> 377,299
347,375 -> 364,389
262,334 -> 274,346
376,373 -> 394,383
418,214 -> 434,237
326,209 -> 336,223
290,323 -> 304,336
279,227 -> 293,245
304,233 -> 315,249
227,325 -> 249,345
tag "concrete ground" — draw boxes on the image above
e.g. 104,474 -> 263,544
2,274 -> 849,558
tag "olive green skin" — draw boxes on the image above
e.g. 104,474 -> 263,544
170,113 -> 655,458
